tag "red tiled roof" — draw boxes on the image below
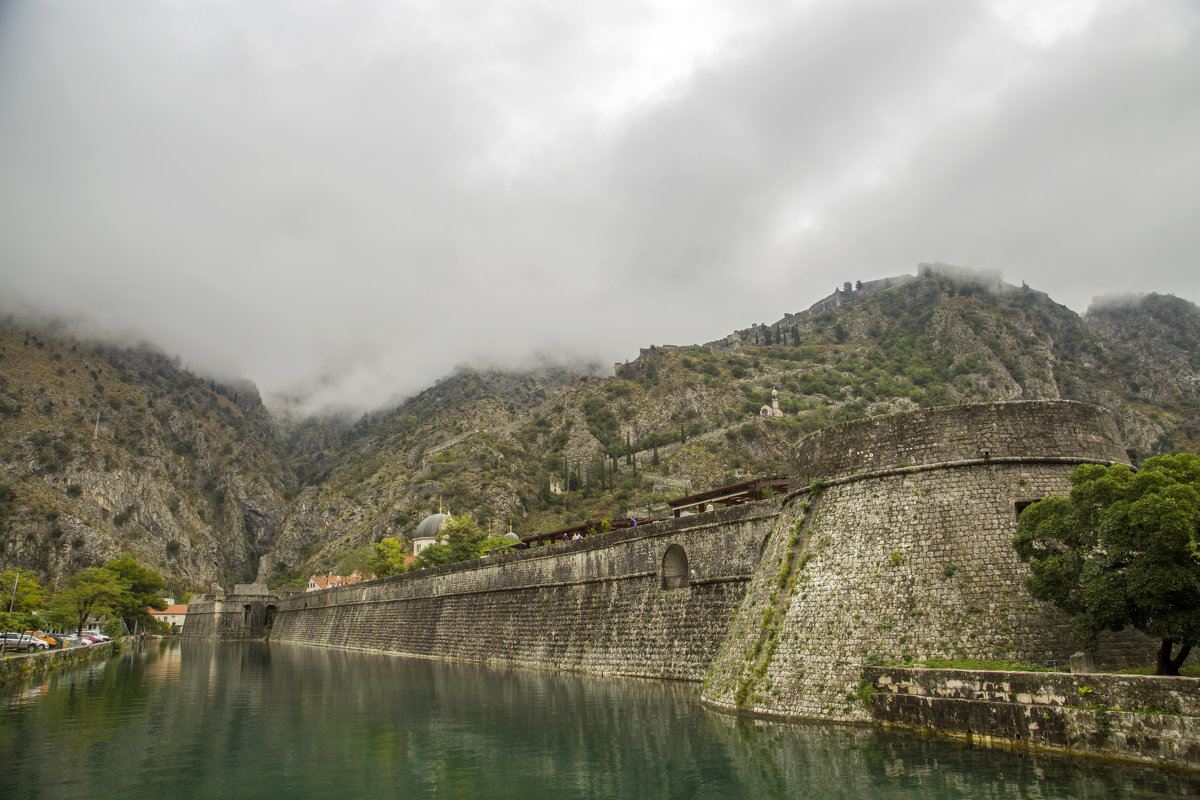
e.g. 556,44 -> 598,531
148,605 -> 188,616
308,573 -> 372,591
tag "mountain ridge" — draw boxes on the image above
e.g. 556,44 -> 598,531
2,267 -> 1197,591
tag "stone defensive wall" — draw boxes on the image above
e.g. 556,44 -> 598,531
789,399 -> 1131,486
701,401 -> 1147,723
181,583 -> 278,640
865,666 -> 1200,770
183,399 -> 1187,761
268,499 -> 780,680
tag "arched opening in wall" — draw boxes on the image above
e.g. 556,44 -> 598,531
242,604 -> 252,625
264,605 -> 277,630
662,544 -> 689,589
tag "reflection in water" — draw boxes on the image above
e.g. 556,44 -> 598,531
1,641 -> 1197,799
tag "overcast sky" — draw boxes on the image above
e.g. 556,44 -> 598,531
1,0 -> 1197,414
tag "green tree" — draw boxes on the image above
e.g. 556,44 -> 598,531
1014,453 -> 1200,675
2,567 -> 46,613
444,514 -> 488,562
334,545 -> 375,576
368,538 -> 410,577
1,567 -> 47,631
479,534 -> 510,553
104,554 -> 167,633
413,515 -> 487,569
412,542 -> 453,569
102,616 -> 127,638
49,567 -> 129,636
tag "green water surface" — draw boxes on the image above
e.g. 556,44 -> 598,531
1,640 -> 1197,799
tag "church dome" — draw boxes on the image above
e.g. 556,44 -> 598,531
415,513 -> 450,540
503,532 -> 520,543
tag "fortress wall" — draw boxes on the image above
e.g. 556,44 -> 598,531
267,500 -> 778,680
181,598 -> 272,639
703,401 -> 1145,722
865,667 -> 1200,770
180,597 -> 219,638
791,400 -> 1130,486
187,400 -> 1159,733
182,586 -> 276,640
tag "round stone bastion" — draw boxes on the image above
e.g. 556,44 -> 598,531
703,401 -> 1141,723
791,399 -> 1131,487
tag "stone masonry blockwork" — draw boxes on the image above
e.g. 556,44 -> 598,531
266,502 -> 779,679
184,401 -> 1176,743
866,667 -> 1200,770
701,401 -> 1147,722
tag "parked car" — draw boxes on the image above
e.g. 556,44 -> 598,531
2,632 -> 49,653
84,632 -> 111,642
25,631 -> 57,647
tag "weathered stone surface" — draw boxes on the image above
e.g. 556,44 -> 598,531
183,587 -> 278,640
866,666 -> 1200,770
791,400 -> 1130,486
1072,651 -> 1097,674
187,401 -> 1181,765
264,501 -> 779,679
702,400 -> 1147,722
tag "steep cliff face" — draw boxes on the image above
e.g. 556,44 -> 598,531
0,321 -> 293,590
263,368 -> 592,582
1085,293 -> 1200,452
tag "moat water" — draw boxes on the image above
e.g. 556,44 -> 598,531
2,641 -> 1197,799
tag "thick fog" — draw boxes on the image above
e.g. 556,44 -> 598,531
1,0 -> 1197,414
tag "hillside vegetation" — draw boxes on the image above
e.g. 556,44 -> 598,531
0,319 -> 293,595
2,269 -> 1197,591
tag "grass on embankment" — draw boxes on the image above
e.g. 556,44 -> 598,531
894,657 -> 1200,677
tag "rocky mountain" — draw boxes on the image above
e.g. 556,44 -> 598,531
2,267 -> 1198,592
0,319 -> 293,595
1084,292 -> 1200,452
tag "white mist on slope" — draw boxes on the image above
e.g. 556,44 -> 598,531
1,1 -> 1197,415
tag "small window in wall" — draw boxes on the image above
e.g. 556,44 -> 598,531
264,605 -> 277,630
1014,500 -> 1040,521
242,604 -> 252,625
662,544 -> 689,589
